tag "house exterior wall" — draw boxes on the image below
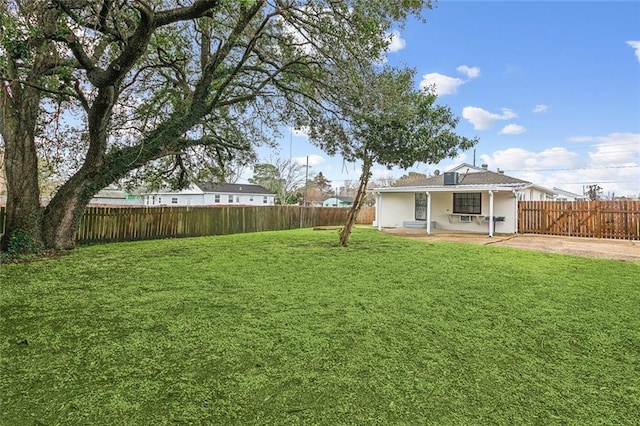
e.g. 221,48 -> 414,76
143,192 -> 274,206
144,193 -> 205,206
322,197 -> 352,207
90,196 -> 143,206
428,191 -> 517,233
377,192 -> 416,227
377,190 -> 518,233
204,193 -> 275,206
517,187 -> 554,201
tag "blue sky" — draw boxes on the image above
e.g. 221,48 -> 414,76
255,1 -> 640,197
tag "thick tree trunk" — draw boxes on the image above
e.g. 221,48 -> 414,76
0,87 -> 44,254
41,172 -> 96,250
339,155 -> 373,247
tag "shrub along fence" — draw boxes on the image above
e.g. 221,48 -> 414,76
0,205 -> 375,245
518,200 -> 640,240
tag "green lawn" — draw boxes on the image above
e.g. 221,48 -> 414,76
1,228 -> 639,424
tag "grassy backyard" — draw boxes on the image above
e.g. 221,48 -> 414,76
1,228 -> 639,424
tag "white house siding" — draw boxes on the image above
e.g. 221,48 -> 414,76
203,193 -> 274,206
517,187 -> 554,201
145,193 -> 205,206
377,192 -> 416,228
143,192 -> 274,206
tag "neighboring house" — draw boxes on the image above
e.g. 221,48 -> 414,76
553,187 -> 588,201
89,186 -> 142,206
322,196 -> 354,208
142,183 -> 275,206
371,163 -> 557,237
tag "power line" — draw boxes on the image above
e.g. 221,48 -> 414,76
564,142 -> 640,150
504,165 -> 639,172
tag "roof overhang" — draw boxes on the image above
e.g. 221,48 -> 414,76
371,184 -> 526,193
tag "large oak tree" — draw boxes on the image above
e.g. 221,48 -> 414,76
1,0 -> 430,253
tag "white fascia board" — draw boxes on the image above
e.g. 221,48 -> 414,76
519,183 -> 557,195
372,184 -> 525,193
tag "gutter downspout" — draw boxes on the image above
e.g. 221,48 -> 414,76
426,191 -> 432,235
488,190 -> 494,238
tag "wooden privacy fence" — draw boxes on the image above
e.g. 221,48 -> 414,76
518,200 -> 640,240
0,205 -> 375,244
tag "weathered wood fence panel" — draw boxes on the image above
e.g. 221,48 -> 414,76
518,200 -> 640,240
0,205 -> 375,244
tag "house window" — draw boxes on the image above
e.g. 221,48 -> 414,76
214,195 -> 220,203
263,196 -> 268,204
158,197 -> 162,204
228,195 -> 233,203
453,193 -> 481,214
236,196 -> 240,203
171,197 -> 178,204
250,196 -> 254,202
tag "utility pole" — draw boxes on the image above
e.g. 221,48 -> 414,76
304,155 -> 309,206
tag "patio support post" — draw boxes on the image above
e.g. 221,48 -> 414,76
512,190 -> 519,234
426,191 -> 432,234
488,190 -> 494,237
375,192 -> 382,231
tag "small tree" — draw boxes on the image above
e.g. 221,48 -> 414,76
313,172 -> 333,199
300,66 -> 478,246
393,171 -> 428,187
585,184 -> 603,201
249,157 -> 307,204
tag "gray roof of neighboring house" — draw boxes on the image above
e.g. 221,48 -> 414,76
197,182 -> 274,195
553,187 -> 587,199
326,196 -> 354,203
94,189 -> 127,199
402,170 -> 530,187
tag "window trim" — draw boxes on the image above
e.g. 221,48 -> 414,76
453,193 -> 481,215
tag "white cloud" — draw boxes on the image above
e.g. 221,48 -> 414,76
626,40 -> 640,62
475,134 -> 640,196
585,132 -> 640,165
419,73 -> 465,95
499,124 -> 527,135
456,65 -> 480,79
294,154 -> 324,167
481,147 -> 581,171
462,106 -> 518,130
567,132 -> 640,164
386,30 -> 406,53
532,104 -> 548,113
419,65 -> 480,96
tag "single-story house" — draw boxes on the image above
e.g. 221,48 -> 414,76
552,187 -> 588,201
142,182 -> 275,206
371,163 -> 557,237
90,186 -> 141,206
322,196 -> 354,208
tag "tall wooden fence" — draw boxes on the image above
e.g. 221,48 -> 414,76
518,200 -> 640,240
0,205 -> 375,244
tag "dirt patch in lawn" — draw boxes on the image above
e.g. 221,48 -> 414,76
381,228 -> 640,263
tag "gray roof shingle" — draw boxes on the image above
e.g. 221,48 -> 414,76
401,171 -> 530,187
197,182 -> 274,195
